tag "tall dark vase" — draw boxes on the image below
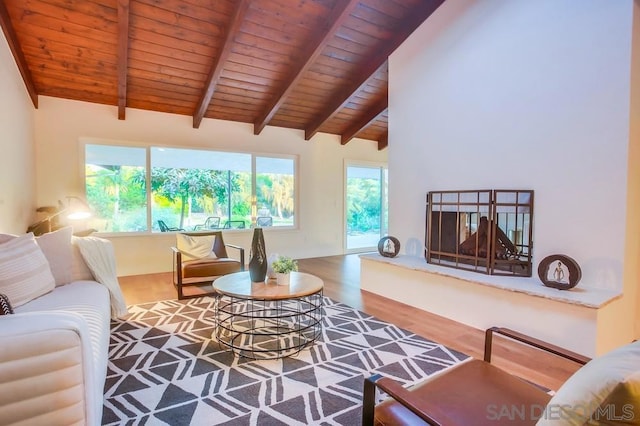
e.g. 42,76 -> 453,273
248,227 -> 267,282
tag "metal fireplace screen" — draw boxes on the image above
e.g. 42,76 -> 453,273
425,190 -> 534,276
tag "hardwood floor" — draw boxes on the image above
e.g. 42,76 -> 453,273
118,254 -> 581,392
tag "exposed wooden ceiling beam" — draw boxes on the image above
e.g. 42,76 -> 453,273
193,0 -> 250,129
304,60 -> 384,141
304,0 -> 445,141
340,95 -> 387,145
0,0 -> 38,107
117,0 -> 130,120
253,0 -> 360,136
378,133 -> 388,151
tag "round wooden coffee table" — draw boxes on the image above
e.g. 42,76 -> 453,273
212,271 -> 323,359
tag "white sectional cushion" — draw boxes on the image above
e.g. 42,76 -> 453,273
15,280 -> 112,385
0,235 -> 114,426
36,226 -> 74,286
0,309 -> 105,425
0,321 -> 87,425
0,233 -> 55,307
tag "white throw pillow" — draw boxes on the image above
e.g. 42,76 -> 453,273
36,227 -> 74,286
71,236 -> 95,281
0,233 -> 55,307
176,234 -> 217,260
536,340 -> 640,425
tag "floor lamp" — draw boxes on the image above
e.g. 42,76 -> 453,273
27,196 -> 94,236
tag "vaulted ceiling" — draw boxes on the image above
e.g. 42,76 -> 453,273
0,0 -> 443,150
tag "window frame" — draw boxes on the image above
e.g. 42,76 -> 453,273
80,139 -> 298,235
343,159 -> 389,253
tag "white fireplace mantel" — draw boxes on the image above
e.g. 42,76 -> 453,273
359,253 -> 622,357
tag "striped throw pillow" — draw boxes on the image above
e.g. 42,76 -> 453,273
0,233 -> 55,307
0,293 -> 12,315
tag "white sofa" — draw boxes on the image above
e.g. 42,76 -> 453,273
0,227 -> 126,426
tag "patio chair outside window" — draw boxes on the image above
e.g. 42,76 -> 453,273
256,216 -> 273,227
158,220 -> 184,232
193,216 -> 221,230
223,220 -> 246,229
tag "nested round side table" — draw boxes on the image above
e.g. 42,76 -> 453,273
212,271 -> 323,359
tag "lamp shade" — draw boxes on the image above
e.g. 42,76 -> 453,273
66,196 -> 92,220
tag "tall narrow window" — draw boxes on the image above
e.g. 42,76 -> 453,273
345,164 -> 388,251
255,156 -> 295,227
85,144 -> 147,232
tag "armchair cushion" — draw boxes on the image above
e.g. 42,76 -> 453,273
182,256 -> 243,279
536,340 -> 640,425
176,233 -> 217,260
0,233 -> 55,307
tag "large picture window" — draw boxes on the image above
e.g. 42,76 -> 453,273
84,143 -> 296,233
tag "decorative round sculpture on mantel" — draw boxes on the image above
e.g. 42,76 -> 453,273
537,254 -> 582,290
378,236 -> 400,258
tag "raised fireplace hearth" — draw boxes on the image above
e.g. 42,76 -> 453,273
425,189 -> 534,276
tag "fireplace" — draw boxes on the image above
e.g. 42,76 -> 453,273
425,189 -> 534,276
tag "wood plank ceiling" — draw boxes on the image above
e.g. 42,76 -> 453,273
0,0 -> 444,150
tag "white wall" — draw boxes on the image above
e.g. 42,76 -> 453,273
387,0 -> 638,348
34,97 -> 387,275
390,0 -> 632,291
0,31 -> 35,233
628,0 -> 640,338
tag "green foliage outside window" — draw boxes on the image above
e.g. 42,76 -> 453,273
84,144 -> 295,233
131,167 -> 239,230
346,177 -> 382,235
86,164 -> 147,232
257,173 -> 295,220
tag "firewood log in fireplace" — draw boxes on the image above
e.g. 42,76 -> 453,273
458,216 -> 518,259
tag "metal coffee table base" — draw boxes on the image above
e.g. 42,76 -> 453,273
214,291 -> 323,359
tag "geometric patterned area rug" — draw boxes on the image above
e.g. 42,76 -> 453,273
102,296 -> 468,425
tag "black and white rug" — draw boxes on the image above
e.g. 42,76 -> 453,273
102,296 -> 468,425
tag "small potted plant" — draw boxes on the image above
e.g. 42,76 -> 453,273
271,255 -> 298,286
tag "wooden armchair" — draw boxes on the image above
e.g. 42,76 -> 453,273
362,327 -> 593,426
171,231 -> 245,299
